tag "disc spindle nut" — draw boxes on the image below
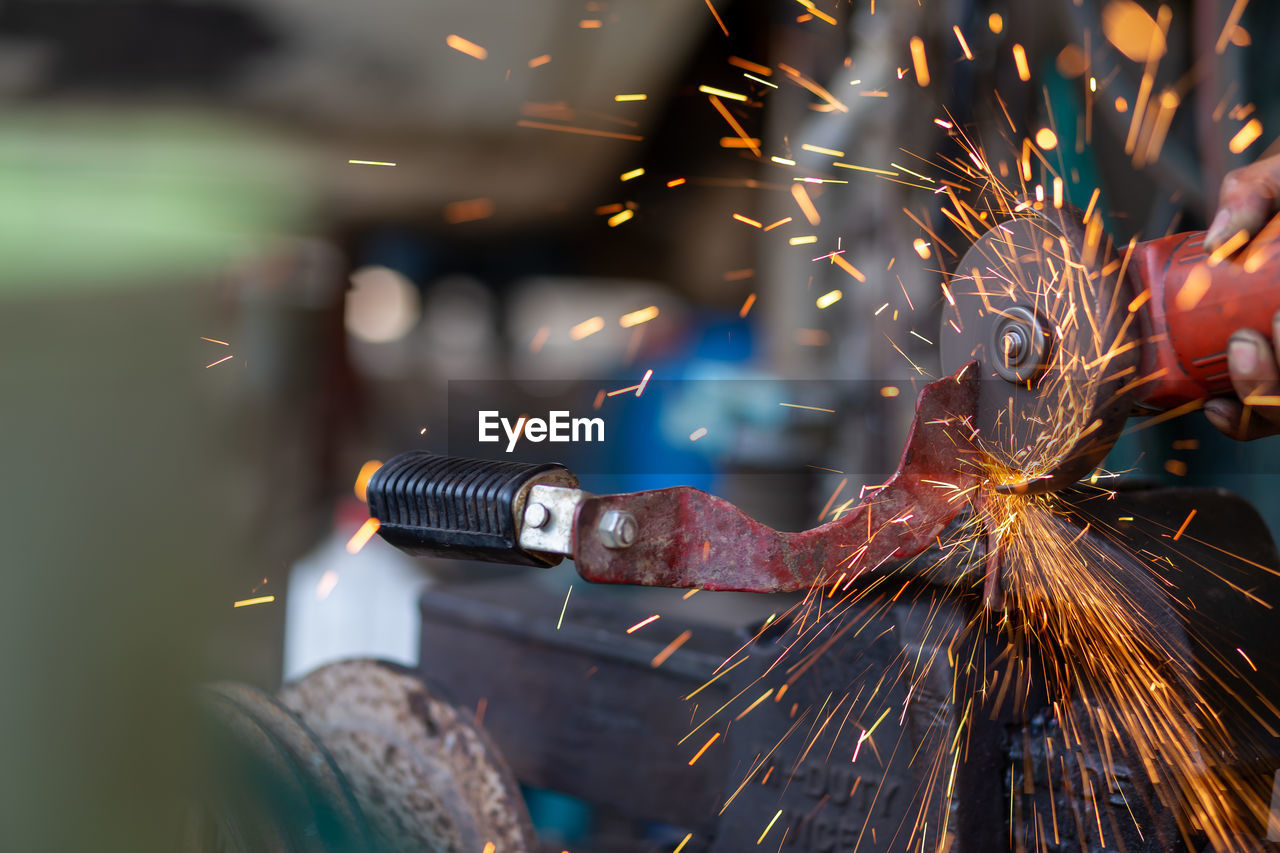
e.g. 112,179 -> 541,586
992,305 -> 1051,383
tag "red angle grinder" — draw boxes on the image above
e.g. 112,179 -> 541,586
939,206 -> 1280,494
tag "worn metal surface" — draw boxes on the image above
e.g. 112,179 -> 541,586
417,577 -> 975,852
573,365 -> 982,592
421,579 -> 738,830
518,483 -> 585,555
279,659 -> 537,853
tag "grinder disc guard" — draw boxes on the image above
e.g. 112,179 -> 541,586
939,209 -> 1141,493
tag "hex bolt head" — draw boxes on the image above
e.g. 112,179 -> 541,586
597,509 -> 638,549
523,501 -> 550,529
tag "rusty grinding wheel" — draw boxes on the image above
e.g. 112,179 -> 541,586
189,661 -> 535,852
278,659 -> 537,853
190,682 -> 377,852
939,207 -> 1141,493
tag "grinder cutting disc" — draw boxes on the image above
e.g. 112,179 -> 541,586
938,207 -> 1141,494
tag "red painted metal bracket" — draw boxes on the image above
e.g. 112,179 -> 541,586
572,364 -> 983,592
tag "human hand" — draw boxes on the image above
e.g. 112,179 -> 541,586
1204,152 -> 1280,253
1200,153 -> 1280,439
1203,313 -> 1280,439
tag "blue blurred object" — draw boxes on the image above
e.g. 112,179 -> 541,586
356,228 -> 435,287
581,311 -> 762,497
521,785 -> 593,846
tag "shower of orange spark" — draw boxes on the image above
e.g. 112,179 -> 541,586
627,614 -> 660,634
1229,118 -> 1264,154
707,95 -> 760,157
345,518 -> 381,554
620,306 -> 659,327
703,0 -> 729,37
571,317 -> 605,340
790,184 -> 821,225
1012,43 -> 1031,81
516,120 -> 643,142
652,630 -> 693,668
909,37 -> 930,87
353,460 -> 383,503
445,34 -> 488,60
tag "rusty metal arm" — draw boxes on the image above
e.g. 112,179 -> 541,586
367,366 -> 981,594
571,367 -> 982,592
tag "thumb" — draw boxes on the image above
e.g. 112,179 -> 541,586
1205,158 -> 1280,251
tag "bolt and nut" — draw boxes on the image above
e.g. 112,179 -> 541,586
597,509 -> 638,549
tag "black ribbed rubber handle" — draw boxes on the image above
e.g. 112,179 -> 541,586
367,452 -> 574,566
